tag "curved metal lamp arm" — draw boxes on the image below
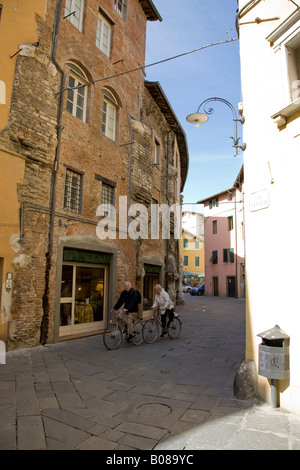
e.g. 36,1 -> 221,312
187,97 -> 246,157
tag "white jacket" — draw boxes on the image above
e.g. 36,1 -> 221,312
151,288 -> 173,312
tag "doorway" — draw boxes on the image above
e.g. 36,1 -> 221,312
227,276 -> 236,298
213,276 -> 219,296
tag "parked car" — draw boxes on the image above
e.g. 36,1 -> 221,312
190,283 -> 205,296
182,284 -> 191,293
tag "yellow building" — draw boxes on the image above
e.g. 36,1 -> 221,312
0,1 -> 47,340
180,229 -> 205,286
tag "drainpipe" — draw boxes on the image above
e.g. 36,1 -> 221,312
40,0 -> 65,344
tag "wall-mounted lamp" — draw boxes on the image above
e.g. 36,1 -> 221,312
186,97 -> 246,157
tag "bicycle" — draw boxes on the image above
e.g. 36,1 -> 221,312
103,310 -> 144,350
142,309 -> 182,344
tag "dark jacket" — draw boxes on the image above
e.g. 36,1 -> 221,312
113,288 -> 138,313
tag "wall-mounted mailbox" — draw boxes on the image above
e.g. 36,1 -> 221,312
257,325 -> 290,407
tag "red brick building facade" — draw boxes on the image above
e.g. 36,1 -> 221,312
0,0 -> 188,349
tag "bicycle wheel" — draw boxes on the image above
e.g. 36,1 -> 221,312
103,323 -> 122,350
132,320 -> 144,346
167,317 -> 182,339
143,318 -> 159,344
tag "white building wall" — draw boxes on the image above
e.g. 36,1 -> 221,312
239,0 -> 300,413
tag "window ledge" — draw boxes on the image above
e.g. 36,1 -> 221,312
271,98 -> 300,128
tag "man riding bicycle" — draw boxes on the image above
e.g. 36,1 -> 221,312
111,281 -> 139,343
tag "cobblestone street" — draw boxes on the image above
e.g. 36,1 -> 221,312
1,295 -> 300,451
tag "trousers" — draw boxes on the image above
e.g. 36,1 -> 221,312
161,308 -> 174,330
118,310 -> 136,335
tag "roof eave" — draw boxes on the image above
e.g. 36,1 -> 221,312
139,0 -> 162,22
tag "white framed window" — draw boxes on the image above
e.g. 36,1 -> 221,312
102,88 -> 118,141
286,33 -> 300,102
114,0 -> 127,20
66,63 -> 88,122
267,10 -> 300,105
64,168 -> 83,214
96,12 -> 112,57
65,0 -> 84,32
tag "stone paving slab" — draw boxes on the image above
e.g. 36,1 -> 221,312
1,295 -> 300,451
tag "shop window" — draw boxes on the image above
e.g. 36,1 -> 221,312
60,257 -> 109,337
143,264 -> 161,311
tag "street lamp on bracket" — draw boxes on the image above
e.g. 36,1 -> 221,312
186,97 -> 246,157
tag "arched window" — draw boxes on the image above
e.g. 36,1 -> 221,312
102,88 -> 118,141
66,62 -> 89,122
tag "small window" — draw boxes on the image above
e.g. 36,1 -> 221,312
183,239 -> 188,248
102,88 -> 118,141
195,257 -> 199,267
228,216 -> 233,231
102,182 -> 115,207
229,248 -> 235,263
154,138 -> 160,167
64,169 -> 83,213
223,248 -> 228,263
66,63 -> 88,122
96,12 -> 112,57
209,251 -> 218,264
65,0 -> 84,32
213,220 -> 217,234
195,241 -> 199,249
184,256 -> 188,266
114,0 -> 127,19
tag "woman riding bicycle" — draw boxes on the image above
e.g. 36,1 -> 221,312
151,284 -> 174,337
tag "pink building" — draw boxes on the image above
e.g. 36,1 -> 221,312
198,167 -> 245,298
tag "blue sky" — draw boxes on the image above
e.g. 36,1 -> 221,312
145,0 -> 242,213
